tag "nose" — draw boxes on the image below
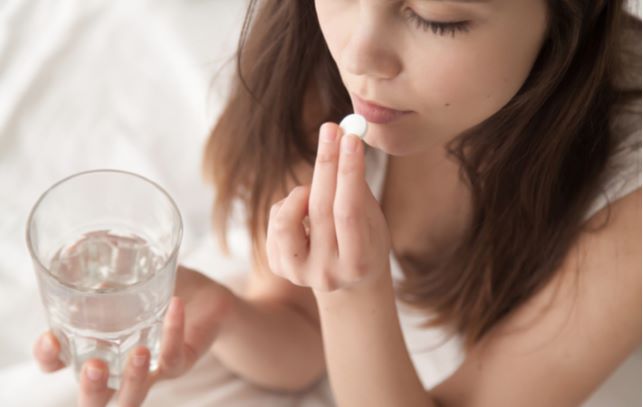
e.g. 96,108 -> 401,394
339,17 -> 402,80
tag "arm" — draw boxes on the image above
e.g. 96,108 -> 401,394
263,119 -> 641,405
265,123 -> 431,406
210,160 -> 327,393
314,269 -> 431,407
31,160 -> 327,405
211,266 -> 326,392
316,188 -> 641,406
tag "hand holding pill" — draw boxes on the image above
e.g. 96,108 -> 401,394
265,114 -> 392,292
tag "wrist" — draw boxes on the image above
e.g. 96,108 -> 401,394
313,265 -> 394,307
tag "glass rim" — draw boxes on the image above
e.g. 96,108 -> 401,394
25,169 -> 183,294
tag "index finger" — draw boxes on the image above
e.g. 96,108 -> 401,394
334,133 -> 368,259
308,122 -> 342,254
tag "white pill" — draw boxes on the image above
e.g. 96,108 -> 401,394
339,113 -> 368,139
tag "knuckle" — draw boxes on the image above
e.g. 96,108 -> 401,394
270,266 -> 284,278
278,262 -> 304,284
287,273 -> 307,287
337,258 -> 370,285
350,261 -> 370,278
339,160 -> 358,175
273,217 -> 290,235
274,260 -> 292,277
291,185 -> 308,196
161,352 -> 182,370
333,207 -> 360,226
318,273 -> 337,292
318,265 -> 334,277
309,203 -> 332,220
316,151 -> 338,164
269,200 -> 285,217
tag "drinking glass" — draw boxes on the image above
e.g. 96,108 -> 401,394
26,170 -> 183,389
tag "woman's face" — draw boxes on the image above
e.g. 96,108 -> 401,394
315,0 -> 548,155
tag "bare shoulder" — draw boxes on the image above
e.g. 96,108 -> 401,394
429,188 -> 641,406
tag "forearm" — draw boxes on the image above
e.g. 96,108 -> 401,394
210,294 -> 325,392
314,271 -> 436,407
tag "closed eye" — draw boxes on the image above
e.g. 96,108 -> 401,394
403,8 -> 471,37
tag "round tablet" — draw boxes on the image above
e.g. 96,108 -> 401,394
339,113 -> 368,139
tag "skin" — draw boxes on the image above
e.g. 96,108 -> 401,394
265,0 -> 640,405
316,0 -> 548,156
34,266 -> 232,406
33,1 -> 641,406
314,0 -> 550,260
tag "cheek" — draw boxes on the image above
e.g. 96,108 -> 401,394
411,21 -> 547,131
406,52 -> 513,133
429,51 -> 527,124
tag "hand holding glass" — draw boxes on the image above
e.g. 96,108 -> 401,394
26,170 -> 183,389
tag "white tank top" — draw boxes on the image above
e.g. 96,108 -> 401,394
362,101 -> 641,404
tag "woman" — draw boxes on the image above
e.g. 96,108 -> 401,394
34,0 -> 641,406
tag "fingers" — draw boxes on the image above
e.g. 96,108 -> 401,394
78,359 -> 115,407
117,347 -> 152,407
334,133 -> 368,272
266,122 -> 375,290
267,186 -> 311,285
266,199 -> 286,274
33,332 -> 65,372
272,186 -> 310,272
308,123 -> 342,254
158,297 -> 186,377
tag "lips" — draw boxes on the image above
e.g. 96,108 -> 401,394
351,94 -> 413,124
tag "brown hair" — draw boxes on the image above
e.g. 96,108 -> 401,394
203,0 -> 641,351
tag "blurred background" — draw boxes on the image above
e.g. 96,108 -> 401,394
0,1 -> 337,405
0,1 -> 640,406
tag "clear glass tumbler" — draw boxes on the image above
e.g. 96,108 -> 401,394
26,170 -> 183,389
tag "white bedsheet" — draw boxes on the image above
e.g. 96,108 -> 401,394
2,1 -> 640,406
0,0 -> 334,405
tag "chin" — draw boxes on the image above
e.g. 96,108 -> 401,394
363,125 -> 424,157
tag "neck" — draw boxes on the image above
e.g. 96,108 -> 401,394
382,145 -> 472,262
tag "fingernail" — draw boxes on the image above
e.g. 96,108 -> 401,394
41,335 -> 57,358
85,366 -> 103,382
320,125 -> 338,143
342,134 -> 359,153
133,353 -> 147,367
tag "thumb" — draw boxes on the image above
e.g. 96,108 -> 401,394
33,332 -> 66,372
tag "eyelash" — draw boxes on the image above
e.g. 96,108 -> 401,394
403,9 -> 471,37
